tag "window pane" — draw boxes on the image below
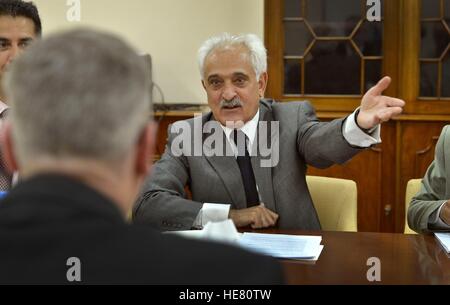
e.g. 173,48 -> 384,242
284,59 -> 302,94
305,0 -> 361,37
365,60 -> 382,92
443,53 -> 450,97
305,41 -> 361,94
354,20 -> 384,56
421,0 -> 440,19
285,0 -> 302,18
420,62 -> 438,97
420,22 -> 450,58
284,21 -> 314,56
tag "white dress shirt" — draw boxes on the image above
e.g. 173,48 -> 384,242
0,100 -> 19,188
194,108 -> 381,228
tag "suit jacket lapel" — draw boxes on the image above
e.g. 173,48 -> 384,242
202,117 -> 247,210
251,102 -> 277,212
201,101 -> 277,211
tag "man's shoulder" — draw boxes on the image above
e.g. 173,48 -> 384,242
261,99 -> 315,123
437,125 -> 450,150
436,125 -> 450,158
262,99 -> 314,113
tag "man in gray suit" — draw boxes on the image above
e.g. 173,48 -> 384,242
408,126 -> 450,233
133,33 -> 405,231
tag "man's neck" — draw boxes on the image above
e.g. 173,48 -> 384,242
220,110 -> 260,146
20,159 -> 132,217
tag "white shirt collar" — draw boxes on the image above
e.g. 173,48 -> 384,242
0,100 -> 8,116
220,110 -> 260,149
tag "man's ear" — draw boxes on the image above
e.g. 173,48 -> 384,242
0,121 -> 18,174
135,122 -> 157,178
258,72 -> 268,98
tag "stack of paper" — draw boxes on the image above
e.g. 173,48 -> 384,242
166,220 -> 324,261
435,233 -> 450,253
238,232 -> 323,260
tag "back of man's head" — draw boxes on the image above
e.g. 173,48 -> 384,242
0,0 -> 42,37
3,28 -> 151,169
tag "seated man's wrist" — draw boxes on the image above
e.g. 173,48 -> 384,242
355,109 -> 376,134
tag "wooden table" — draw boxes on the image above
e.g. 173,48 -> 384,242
255,230 -> 450,284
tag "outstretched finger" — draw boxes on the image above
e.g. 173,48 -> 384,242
381,96 -> 405,108
376,107 -> 403,122
366,76 -> 391,97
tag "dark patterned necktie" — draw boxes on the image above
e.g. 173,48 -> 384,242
232,129 -> 259,207
0,110 -> 12,191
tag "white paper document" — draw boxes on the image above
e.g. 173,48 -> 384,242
435,233 -> 450,253
166,221 -> 324,261
238,232 -> 323,260
165,219 -> 241,244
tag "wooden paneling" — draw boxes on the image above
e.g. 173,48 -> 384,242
153,114 -> 189,160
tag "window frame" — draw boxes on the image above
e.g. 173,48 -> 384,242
265,0 -> 450,114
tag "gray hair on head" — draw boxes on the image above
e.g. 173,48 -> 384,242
197,33 -> 267,81
3,28 -> 151,166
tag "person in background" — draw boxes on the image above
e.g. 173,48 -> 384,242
134,33 -> 405,231
408,125 -> 450,233
0,0 -> 41,191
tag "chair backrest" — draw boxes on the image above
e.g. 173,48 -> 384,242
306,176 -> 357,232
404,179 -> 422,234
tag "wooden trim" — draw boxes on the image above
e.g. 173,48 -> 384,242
153,111 -> 207,117
383,0 -> 400,98
399,0 -> 420,107
153,109 -> 450,122
394,121 -> 403,232
266,0 -> 401,112
315,112 -> 450,121
389,114 -> 450,121
265,0 -> 283,99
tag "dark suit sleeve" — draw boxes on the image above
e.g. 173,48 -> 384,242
133,124 -> 203,231
296,101 -> 363,169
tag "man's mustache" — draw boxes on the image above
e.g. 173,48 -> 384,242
220,98 -> 243,109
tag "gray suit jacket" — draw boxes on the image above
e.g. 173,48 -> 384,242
134,99 -> 362,230
408,125 -> 450,233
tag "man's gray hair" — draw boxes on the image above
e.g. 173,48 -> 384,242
197,33 -> 267,81
3,29 -> 151,165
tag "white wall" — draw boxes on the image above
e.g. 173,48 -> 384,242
32,0 -> 264,104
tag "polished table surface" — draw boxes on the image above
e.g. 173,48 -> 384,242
254,230 -> 450,284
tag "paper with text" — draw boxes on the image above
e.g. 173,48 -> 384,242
239,233 -> 323,260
